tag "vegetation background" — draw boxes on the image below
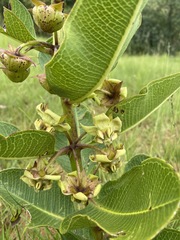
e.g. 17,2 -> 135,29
0,0 -> 179,54
0,0 -> 179,239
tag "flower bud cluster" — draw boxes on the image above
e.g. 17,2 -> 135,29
21,158 -> 62,191
82,113 -> 125,172
34,103 -> 71,133
58,170 -> 101,203
32,0 -> 64,33
0,48 -> 34,83
90,144 -> 125,173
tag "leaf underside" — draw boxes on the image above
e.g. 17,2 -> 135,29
0,169 -> 74,229
60,158 -> 180,240
109,72 -> 180,132
46,0 -> 148,102
3,0 -> 35,43
153,228 -> 180,240
0,122 -> 19,137
0,130 -> 55,159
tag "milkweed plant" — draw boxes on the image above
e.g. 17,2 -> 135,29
0,0 -> 179,239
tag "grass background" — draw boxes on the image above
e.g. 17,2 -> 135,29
1,36 -> 179,167
0,35 -> 180,238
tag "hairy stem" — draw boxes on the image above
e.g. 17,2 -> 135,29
53,31 -> 59,51
61,98 -> 83,172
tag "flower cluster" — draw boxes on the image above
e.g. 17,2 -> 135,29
21,157 -> 62,191
34,103 -> 70,133
90,144 -> 125,173
81,113 -> 122,145
82,113 -> 125,172
58,170 -> 101,203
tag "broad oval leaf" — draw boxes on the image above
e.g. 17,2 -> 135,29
60,159 -> 180,240
3,7 -> 35,42
0,169 -> 74,229
153,228 -> 180,240
0,122 -> 19,137
124,154 -> 150,172
0,130 -> 55,159
109,72 -> 180,132
46,0 -> 148,102
167,208 -> 180,231
10,0 -> 36,39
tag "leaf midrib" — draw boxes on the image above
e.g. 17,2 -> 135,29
0,187 -> 64,221
92,198 -> 180,216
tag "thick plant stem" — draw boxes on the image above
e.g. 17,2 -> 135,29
61,98 -> 82,172
53,31 -> 59,50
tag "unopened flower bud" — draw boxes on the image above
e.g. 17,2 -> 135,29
0,51 -> 33,72
0,47 -> 34,83
32,0 -> 64,33
2,68 -> 30,83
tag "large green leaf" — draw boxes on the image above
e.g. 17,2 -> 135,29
0,130 -> 55,159
0,169 -> 74,229
0,122 -> 19,137
153,228 -> 180,240
10,0 -> 36,38
60,159 -> 180,240
167,208 -> 180,231
3,7 -> 35,42
46,0 -> 148,102
124,154 -> 150,172
109,72 -> 180,132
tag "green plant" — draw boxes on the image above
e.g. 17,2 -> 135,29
0,0 -> 180,239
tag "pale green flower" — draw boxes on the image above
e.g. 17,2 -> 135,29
58,171 -> 101,203
21,158 -> 62,191
35,103 -> 71,132
81,113 -> 122,144
90,144 -> 126,173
